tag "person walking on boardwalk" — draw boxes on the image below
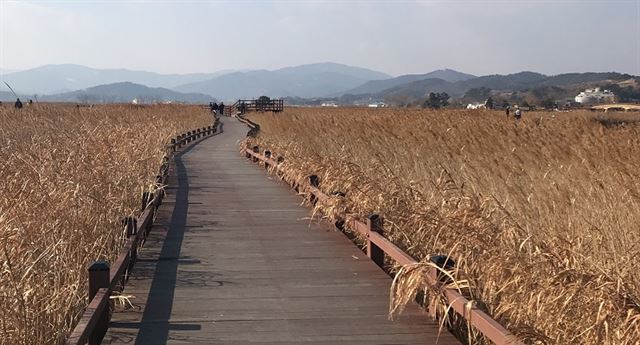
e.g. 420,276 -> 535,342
14,98 -> 23,109
515,107 -> 522,120
219,102 -> 225,116
505,105 -> 511,117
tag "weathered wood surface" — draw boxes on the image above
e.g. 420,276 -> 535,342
103,117 -> 460,345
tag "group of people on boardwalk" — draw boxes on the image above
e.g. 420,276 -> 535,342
209,101 -> 224,115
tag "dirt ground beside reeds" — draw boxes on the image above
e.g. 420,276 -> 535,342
246,108 -> 640,344
0,104 -> 212,345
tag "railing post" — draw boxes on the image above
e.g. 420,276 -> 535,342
126,216 -> 137,237
428,254 -> 456,318
308,175 -> 320,204
366,214 -> 385,268
187,131 -> 192,143
264,150 -> 271,169
126,217 -> 138,282
309,175 -> 319,188
88,261 -> 110,345
252,146 -> 259,163
140,192 -> 149,211
170,138 -> 176,152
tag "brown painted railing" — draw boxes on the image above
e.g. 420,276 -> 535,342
242,142 -> 524,345
65,118 -> 220,345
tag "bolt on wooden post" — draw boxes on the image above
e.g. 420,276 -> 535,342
88,261 -> 110,345
366,214 -> 385,268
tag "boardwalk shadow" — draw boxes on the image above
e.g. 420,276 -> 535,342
132,139 -> 207,345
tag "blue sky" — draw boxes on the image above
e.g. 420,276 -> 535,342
0,0 -> 638,76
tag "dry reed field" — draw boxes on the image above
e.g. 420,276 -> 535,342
246,108 -> 640,344
0,104 -> 212,345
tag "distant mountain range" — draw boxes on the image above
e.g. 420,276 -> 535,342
1,62 -> 637,106
335,71 -> 639,106
40,82 -> 214,104
0,91 -> 23,102
341,69 -> 476,95
175,62 -> 391,99
0,68 -> 20,74
2,64 -> 232,95
1,62 -> 391,100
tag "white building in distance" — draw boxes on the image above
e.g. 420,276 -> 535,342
574,88 -> 615,104
368,101 -> 387,108
466,102 -> 486,109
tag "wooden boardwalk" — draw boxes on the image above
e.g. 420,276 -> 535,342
103,117 -> 460,345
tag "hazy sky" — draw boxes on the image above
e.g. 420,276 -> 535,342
0,0 -> 639,76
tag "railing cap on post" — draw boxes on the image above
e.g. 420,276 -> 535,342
430,254 -> 455,270
367,214 -> 382,226
88,261 -> 110,300
89,260 -> 110,272
309,175 -> 320,187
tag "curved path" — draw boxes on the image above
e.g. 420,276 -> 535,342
104,117 -> 459,345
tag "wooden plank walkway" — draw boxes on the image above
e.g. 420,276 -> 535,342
103,117 -> 460,345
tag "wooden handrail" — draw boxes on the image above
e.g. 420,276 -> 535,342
242,144 -> 523,345
65,116 -> 220,345
66,288 -> 110,345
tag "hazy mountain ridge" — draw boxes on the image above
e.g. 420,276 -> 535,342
0,91 -> 28,102
285,71 -> 638,107
342,69 -> 476,95
2,64 -> 232,95
371,71 -> 637,105
175,62 -> 392,100
41,82 -> 214,104
2,62 -> 636,106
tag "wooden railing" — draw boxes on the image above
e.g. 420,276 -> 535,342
65,117 -> 220,345
238,117 -> 523,345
